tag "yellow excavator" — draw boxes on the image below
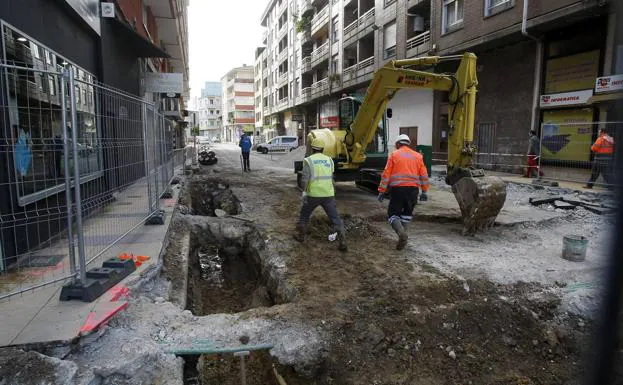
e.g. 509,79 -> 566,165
294,52 -> 507,234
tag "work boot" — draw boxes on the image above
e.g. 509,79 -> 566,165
391,220 -> 408,250
294,224 -> 307,243
337,231 -> 348,252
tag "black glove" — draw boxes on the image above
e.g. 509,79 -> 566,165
420,192 -> 428,202
377,193 -> 385,203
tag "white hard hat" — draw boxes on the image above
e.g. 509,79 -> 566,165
395,134 -> 411,145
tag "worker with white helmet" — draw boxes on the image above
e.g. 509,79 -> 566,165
295,137 -> 348,252
377,134 -> 429,250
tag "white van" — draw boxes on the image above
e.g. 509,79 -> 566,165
256,136 -> 298,154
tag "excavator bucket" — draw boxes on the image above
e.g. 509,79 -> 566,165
451,176 -> 507,235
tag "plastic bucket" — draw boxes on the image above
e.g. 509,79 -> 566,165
562,235 -> 588,262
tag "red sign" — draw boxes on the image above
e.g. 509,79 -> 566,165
320,116 -> 339,128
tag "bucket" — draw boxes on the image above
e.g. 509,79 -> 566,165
562,235 -> 588,262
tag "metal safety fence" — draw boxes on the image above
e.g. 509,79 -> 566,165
0,62 -> 182,301
432,121 -> 621,189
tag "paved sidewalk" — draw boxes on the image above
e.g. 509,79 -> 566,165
0,176 -> 180,348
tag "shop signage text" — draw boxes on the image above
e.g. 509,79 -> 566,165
320,116 -> 339,128
539,90 -> 593,108
143,73 -> 184,94
595,74 -> 623,93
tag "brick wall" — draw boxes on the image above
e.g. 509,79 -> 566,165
431,0 -> 588,54
474,40 -> 536,155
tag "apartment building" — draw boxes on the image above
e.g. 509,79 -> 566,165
428,0 -> 618,172
196,81 -> 222,139
221,65 -> 256,143
258,0 -> 437,147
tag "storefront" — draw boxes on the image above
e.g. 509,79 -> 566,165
538,18 -> 607,168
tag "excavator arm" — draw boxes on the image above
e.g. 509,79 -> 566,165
305,53 -> 507,234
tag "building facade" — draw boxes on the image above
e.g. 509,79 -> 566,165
429,0 -> 618,173
258,0 -> 436,148
196,81 -> 222,139
221,65 -> 256,143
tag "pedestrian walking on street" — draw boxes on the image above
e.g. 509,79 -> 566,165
524,130 -> 543,178
294,138 -> 347,252
378,134 -> 429,250
239,132 -> 252,172
586,128 -> 615,189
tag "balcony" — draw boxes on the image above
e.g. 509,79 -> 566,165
278,48 -> 288,63
341,56 -> 374,88
264,106 -> 270,116
311,78 -> 329,98
263,30 -> 268,44
277,71 -> 289,87
384,0 -> 397,6
278,23 -> 288,39
277,97 -> 289,111
296,86 -> 312,105
408,0 -> 430,8
343,8 -> 375,46
311,41 -> 329,67
311,5 -> 329,36
262,67 -> 268,78
301,56 -> 312,73
406,30 -> 431,58
299,0 -> 313,16
300,28 -> 312,44
277,0 -> 287,13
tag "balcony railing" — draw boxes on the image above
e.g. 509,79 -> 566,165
343,8 -> 376,43
311,41 -> 329,66
278,48 -> 288,63
311,5 -> 329,35
301,56 -> 312,73
277,97 -> 289,110
297,86 -> 312,105
342,56 -> 374,84
384,0 -> 396,6
311,78 -> 329,97
406,30 -> 431,58
278,71 -> 288,87
299,0 -> 312,16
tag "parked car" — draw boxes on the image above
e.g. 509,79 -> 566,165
256,136 -> 298,154
197,136 -> 211,145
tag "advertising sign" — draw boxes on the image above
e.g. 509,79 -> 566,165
539,90 -> 593,108
541,108 -> 593,162
544,50 -> 600,94
595,74 -> 623,93
320,116 -> 339,128
143,73 -> 184,94
65,0 -> 100,35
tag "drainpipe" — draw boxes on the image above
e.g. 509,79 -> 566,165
522,0 -> 543,134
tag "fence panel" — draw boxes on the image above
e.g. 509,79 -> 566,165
0,61 -> 178,301
538,122 -> 621,188
0,63 -> 78,300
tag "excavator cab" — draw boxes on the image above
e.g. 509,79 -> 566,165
339,96 -> 388,157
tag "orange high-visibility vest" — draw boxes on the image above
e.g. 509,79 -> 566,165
591,134 -> 614,155
378,146 -> 429,193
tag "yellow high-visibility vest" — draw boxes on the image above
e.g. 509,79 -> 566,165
304,153 -> 334,197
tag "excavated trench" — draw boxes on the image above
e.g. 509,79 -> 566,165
180,178 -> 312,385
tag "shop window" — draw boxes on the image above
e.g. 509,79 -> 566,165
1,24 -> 101,205
442,0 -> 464,34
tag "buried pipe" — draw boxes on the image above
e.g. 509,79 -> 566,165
166,343 -> 274,356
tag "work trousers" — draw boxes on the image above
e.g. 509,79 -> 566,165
298,196 -> 344,233
387,186 -> 419,225
587,156 -> 613,188
241,151 -> 250,171
525,154 -> 543,178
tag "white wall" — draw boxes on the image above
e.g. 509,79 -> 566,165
386,89 -> 434,146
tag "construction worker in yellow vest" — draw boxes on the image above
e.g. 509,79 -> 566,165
294,138 -> 348,252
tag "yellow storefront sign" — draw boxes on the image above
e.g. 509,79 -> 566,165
544,50 -> 600,94
541,109 -> 593,162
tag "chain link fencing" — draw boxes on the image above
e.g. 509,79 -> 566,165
0,62 -> 182,301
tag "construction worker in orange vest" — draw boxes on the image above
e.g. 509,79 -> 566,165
586,128 -> 615,189
377,134 -> 429,250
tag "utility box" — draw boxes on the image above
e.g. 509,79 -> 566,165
416,145 -> 432,177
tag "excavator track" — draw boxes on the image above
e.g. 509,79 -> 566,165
452,176 -> 507,235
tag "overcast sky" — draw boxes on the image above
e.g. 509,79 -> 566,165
188,0 -> 267,100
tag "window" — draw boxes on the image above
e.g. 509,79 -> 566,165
332,17 -> 339,42
442,0 -> 464,34
216,109 -> 220,114
331,55 -> 339,74
209,98 -> 214,105
485,0 -> 513,16
383,21 -> 397,59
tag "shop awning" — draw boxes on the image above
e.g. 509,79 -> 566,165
106,18 -> 170,58
587,92 -> 623,105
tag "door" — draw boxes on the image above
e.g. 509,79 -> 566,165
399,126 -> 418,150
475,122 -> 496,169
269,137 -> 281,150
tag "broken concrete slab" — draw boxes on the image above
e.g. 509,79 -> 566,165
529,196 -> 562,206
554,201 -> 576,210
0,349 -> 78,385
532,179 -> 559,187
495,205 -> 565,226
